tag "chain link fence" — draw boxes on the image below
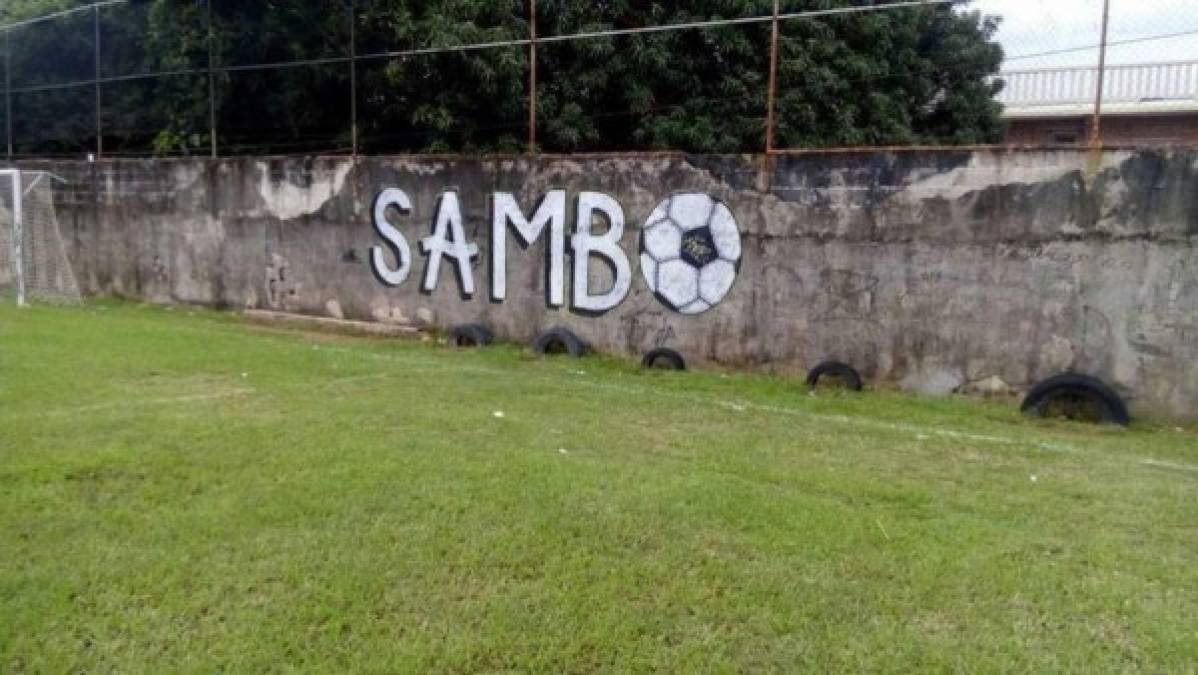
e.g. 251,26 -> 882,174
0,0 -> 1195,158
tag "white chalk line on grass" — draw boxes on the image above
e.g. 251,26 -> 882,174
92,312 -> 1093,457
296,359 -> 1198,476
4,366 -> 445,420
1140,459 -> 1198,474
573,381 -> 1198,475
497,372 -> 1198,475
27,329 -> 1180,471
307,343 -> 1082,455
5,389 -> 253,419
573,378 -> 1082,455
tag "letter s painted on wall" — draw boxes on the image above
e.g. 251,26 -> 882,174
370,188 -> 414,287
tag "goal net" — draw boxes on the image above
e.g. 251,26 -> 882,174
0,170 -> 82,305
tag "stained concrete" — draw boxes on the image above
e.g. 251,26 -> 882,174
14,149 -> 1198,418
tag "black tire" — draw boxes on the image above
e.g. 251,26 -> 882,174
1020,373 -> 1130,426
450,323 -> 494,348
642,348 -> 686,371
806,361 -> 863,392
531,328 -> 587,358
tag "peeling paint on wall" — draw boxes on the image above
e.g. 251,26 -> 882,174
256,161 -> 352,221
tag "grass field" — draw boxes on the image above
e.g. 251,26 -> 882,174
1,301 -> 1196,672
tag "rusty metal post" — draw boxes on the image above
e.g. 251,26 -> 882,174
207,0 -> 217,158
350,0 -> 358,156
94,4 -> 102,158
1089,0 -> 1111,148
528,0 -> 537,155
764,0 -> 780,154
5,28 -> 11,159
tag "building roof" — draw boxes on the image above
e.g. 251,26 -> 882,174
997,60 -> 1198,119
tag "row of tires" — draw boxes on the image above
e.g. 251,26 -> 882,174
449,324 -> 1131,426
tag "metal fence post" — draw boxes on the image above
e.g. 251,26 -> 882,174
1089,0 -> 1111,149
94,4 -> 102,158
350,0 -> 358,156
5,28 -> 11,160
207,0 -> 217,158
764,0 -> 780,154
528,0 -> 537,155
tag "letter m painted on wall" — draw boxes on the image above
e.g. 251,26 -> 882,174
491,191 -> 566,307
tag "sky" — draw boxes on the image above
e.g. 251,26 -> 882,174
968,0 -> 1198,70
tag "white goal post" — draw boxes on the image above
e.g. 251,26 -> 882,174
0,169 -> 82,306
0,170 -> 26,306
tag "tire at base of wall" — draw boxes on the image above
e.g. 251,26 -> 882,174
642,348 -> 686,371
806,361 -> 864,392
1020,373 -> 1130,426
531,328 -> 588,358
450,324 -> 494,347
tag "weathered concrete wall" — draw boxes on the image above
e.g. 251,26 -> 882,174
15,149 -> 1198,418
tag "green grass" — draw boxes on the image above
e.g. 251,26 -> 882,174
1,300 -> 1196,672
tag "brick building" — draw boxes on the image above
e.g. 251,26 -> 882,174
998,60 -> 1198,146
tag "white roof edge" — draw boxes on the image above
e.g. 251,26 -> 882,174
1002,100 -> 1198,120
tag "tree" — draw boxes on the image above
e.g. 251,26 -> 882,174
3,0 -> 1005,156
3,0 -> 104,155
355,0 -> 529,153
534,0 -> 1004,151
358,0 -> 1004,153
772,2 -> 1004,147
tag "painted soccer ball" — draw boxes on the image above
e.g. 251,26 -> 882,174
639,193 -> 742,315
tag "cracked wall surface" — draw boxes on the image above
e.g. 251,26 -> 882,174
16,149 -> 1198,418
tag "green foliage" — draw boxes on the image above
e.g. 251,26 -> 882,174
773,3 -> 1005,147
536,0 -> 774,152
2,0 -> 99,155
357,0 -> 529,153
2,0 -> 1005,155
1,0 -> 81,22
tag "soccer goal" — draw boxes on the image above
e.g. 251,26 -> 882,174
0,169 -> 82,306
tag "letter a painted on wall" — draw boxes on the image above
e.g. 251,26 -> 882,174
421,191 -> 480,297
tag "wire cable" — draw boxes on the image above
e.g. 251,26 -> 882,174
0,0 -> 125,31
1005,27 -> 1198,63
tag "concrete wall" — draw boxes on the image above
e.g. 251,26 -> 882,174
15,149 -> 1198,418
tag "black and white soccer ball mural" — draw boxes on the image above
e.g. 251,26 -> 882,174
639,193 -> 742,315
